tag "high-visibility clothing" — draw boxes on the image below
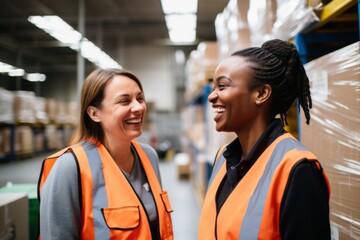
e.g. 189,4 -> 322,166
38,140 -> 173,240
198,133 -> 330,240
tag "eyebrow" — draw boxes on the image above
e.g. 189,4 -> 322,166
116,91 -> 143,97
215,76 -> 232,82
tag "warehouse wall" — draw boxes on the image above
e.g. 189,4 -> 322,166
40,73 -> 77,102
121,45 -> 177,112
0,45 -> 186,113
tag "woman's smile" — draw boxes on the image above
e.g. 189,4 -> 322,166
212,106 -> 225,122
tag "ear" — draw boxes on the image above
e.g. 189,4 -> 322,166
255,84 -> 272,105
87,105 -> 101,122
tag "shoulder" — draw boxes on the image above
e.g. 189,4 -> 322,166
139,142 -> 157,153
46,152 -> 78,179
136,142 -> 158,158
41,152 -> 80,198
287,159 -> 329,196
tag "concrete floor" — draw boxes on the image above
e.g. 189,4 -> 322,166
0,155 -> 200,240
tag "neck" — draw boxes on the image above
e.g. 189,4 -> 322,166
103,137 -> 134,173
236,118 -> 269,157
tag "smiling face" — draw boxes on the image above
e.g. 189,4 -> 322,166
208,56 -> 260,135
87,75 -> 146,142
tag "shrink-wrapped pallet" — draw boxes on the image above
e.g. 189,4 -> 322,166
301,42 -> 359,240
0,88 -> 14,124
13,91 -> 36,124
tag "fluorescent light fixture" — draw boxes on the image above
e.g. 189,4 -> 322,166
8,68 -> 25,77
97,52 -> 121,69
0,61 -> 46,82
161,0 -> 198,43
165,14 -> 197,42
79,39 -> 121,68
25,73 -> 46,82
169,29 -> 196,43
0,62 -> 13,73
80,39 -> 101,62
160,0 -> 198,14
28,16 -> 81,46
28,15 -> 121,69
165,14 -> 197,30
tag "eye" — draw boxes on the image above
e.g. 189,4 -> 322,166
218,83 -> 227,91
137,96 -> 145,102
118,99 -> 130,105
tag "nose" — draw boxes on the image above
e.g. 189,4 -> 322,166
131,100 -> 145,113
208,89 -> 218,103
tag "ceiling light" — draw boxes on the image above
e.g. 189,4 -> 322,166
25,73 -> 46,82
160,0 -> 198,14
165,14 -> 197,30
0,61 -> 46,82
28,15 -> 121,69
169,29 -> 196,43
0,62 -> 13,73
165,14 -> 197,43
8,68 -> 25,77
161,0 -> 198,43
28,16 -> 81,45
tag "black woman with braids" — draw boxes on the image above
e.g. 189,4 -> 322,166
198,39 -> 331,240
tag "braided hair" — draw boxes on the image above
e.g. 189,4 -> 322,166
231,39 -> 312,125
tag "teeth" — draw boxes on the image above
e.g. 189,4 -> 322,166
213,107 -> 225,113
126,119 -> 141,124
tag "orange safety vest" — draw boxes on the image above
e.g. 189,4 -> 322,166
38,140 -> 173,240
198,133 -> 330,240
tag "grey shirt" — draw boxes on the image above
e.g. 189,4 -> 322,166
39,144 -> 161,239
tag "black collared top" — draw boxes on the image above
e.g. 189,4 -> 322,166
214,118 -> 331,239
216,118 -> 285,212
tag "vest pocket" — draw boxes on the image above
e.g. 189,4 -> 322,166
101,206 -> 140,230
160,191 -> 173,213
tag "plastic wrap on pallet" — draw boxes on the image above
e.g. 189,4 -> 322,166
272,0 -> 319,40
225,0 -> 251,53
0,128 -> 11,158
185,42 -> 219,101
215,13 -> 230,60
55,101 -> 67,124
185,50 -> 202,101
14,126 -> 33,157
215,0 -> 251,56
196,41 -> 219,77
34,96 -> 49,124
301,42 -> 360,240
45,125 -> 64,150
0,88 -> 14,124
67,101 -> 78,125
13,91 -> 36,124
248,0 -> 277,46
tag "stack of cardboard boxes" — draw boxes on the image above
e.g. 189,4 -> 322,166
301,42 -> 359,240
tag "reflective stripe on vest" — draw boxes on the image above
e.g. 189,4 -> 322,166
198,133 -> 329,240
38,140 -> 173,240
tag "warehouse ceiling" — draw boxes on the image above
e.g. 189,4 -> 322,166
0,0 -> 228,74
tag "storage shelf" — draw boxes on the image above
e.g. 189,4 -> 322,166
320,0 -> 357,24
309,0 -> 358,31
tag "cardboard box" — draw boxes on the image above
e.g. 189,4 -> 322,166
0,193 -> 29,240
0,88 -> 14,124
301,42 -> 359,240
0,184 -> 38,240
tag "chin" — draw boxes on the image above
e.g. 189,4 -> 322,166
133,130 -> 142,138
215,125 -> 224,132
